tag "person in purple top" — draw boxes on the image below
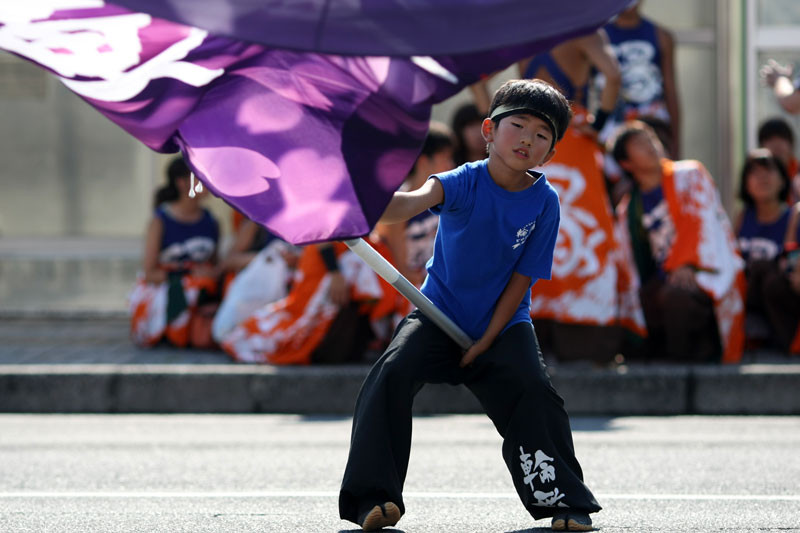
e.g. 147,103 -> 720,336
129,157 -> 221,348
339,79 -> 600,532
736,149 -> 792,264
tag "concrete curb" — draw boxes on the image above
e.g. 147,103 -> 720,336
1,364 -> 799,415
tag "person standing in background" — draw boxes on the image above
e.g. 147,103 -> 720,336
600,0 -> 681,158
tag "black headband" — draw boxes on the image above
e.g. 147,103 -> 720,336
489,104 -> 559,150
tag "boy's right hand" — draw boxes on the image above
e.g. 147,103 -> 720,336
460,337 -> 492,367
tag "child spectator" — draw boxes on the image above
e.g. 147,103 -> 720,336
610,121 -> 745,363
735,149 -> 793,347
451,103 -> 487,166
518,31 -> 646,364
762,205 -> 800,354
129,157 -> 220,348
600,0 -> 681,158
375,122 -> 456,288
339,79 -> 600,532
757,117 -> 800,203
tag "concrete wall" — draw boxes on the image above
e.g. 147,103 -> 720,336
0,55 -> 232,239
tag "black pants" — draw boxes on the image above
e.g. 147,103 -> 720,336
339,310 -> 601,524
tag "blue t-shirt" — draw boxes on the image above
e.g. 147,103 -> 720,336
420,159 -> 560,341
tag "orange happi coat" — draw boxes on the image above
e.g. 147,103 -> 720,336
222,241 -> 405,364
618,159 -> 746,363
129,271 -> 217,348
530,115 -> 646,336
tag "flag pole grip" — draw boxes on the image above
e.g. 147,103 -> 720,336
344,238 -> 473,350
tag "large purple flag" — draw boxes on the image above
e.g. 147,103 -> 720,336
108,0 -> 626,57
0,1 -> 627,244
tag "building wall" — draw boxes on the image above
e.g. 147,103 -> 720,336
0,55 -> 232,238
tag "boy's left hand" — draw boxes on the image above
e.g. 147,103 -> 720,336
460,337 -> 492,367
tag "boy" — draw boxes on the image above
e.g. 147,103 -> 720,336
609,121 -> 744,364
339,79 -> 601,532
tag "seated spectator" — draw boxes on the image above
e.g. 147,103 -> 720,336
746,180 -> 800,354
375,122 -> 456,288
220,239 -> 403,365
129,157 -> 220,348
757,117 -> 800,203
610,121 -> 745,363
735,150 -> 793,347
606,115 -> 676,209
451,103 -> 486,166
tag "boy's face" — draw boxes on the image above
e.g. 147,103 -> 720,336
619,130 -> 663,178
481,114 -> 555,172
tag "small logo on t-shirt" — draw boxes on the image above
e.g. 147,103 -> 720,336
513,221 -> 536,249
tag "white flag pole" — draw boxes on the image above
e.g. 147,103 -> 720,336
344,238 -> 473,350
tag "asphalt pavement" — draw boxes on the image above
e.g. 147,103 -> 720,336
0,414 -> 798,532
